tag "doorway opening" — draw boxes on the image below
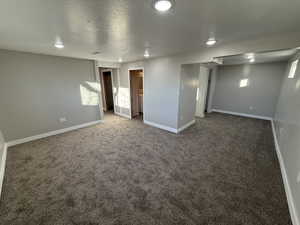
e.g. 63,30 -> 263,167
100,69 -> 114,114
204,69 -> 212,113
129,69 -> 144,121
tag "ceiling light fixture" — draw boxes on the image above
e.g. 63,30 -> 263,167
153,0 -> 173,12
144,50 -> 150,58
249,57 -> 255,63
206,38 -> 216,46
118,58 -> 123,62
246,53 -> 255,59
54,40 -> 64,49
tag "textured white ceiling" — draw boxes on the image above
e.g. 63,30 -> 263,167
1,0 -> 300,62
218,49 -> 298,65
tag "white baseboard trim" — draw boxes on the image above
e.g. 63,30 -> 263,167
144,120 -> 177,133
211,109 -> 272,121
271,120 -> 299,225
114,112 -> 131,119
177,120 -> 196,133
0,143 -> 8,197
7,120 -> 103,147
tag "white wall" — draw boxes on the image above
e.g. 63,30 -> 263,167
212,62 -> 287,118
274,54 -> 300,224
0,50 -> 101,141
178,64 -> 199,128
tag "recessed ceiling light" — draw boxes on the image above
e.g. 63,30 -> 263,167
54,40 -> 64,49
144,50 -> 150,58
249,58 -> 255,63
206,38 -> 216,46
153,0 -> 173,12
246,53 -> 255,59
118,58 -> 123,62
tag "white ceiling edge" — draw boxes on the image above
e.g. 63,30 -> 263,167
0,47 -> 122,67
117,31 -> 300,67
213,48 -> 297,66
96,61 -> 121,68
175,31 -> 300,65
2,31 -> 300,67
0,47 -> 101,62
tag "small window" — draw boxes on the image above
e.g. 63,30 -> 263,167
240,79 -> 249,88
288,59 -> 298,79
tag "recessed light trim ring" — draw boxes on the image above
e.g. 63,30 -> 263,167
206,38 -> 216,46
152,0 -> 175,12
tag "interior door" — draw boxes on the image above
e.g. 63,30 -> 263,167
103,72 -> 114,111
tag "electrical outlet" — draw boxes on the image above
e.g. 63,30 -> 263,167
59,117 -> 67,123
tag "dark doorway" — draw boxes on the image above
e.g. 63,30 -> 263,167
103,71 -> 114,112
129,69 -> 144,120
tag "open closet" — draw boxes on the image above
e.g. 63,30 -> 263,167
129,69 -> 144,119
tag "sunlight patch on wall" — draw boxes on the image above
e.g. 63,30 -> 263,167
239,78 -> 249,88
289,59 -> 298,79
296,79 -> 300,90
80,82 -> 100,106
86,81 -> 101,92
116,87 -> 130,109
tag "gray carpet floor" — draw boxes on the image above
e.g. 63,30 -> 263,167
0,113 -> 292,225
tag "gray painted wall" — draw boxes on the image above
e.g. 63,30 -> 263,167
0,50 -> 101,141
111,68 -> 119,113
0,130 -> 4,166
144,57 -> 180,129
274,54 -> 300,221
212,62 -> 287,118
118,58 -> 181,129
178,64 -> 199,128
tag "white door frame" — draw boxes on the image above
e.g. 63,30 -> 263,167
128,67 -> 145,121
195,66 -> 210,118
101,69 -> 116,113
94,62 -> 104,119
